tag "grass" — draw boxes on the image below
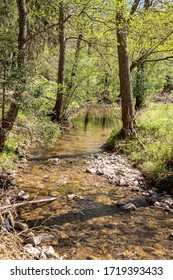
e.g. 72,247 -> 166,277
107,102 -> 173,184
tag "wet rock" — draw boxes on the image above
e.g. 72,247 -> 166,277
14,221 -> 28,231
116,200 -> 127,207
17,191 -> 30,200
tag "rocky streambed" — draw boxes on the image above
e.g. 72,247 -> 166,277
4,150 -> 171,260
1,107 -> 173,260
86,152 -> 173,213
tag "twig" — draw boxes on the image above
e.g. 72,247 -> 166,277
0,197 -> 58,213
133,129 -> 146,152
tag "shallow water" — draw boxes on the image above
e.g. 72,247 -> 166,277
17,108 -> 173,260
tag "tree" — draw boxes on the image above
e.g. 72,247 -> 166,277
116,0 -> 134,137
0,0 -> 28,152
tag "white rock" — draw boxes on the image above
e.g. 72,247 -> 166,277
86,167 -> 96,174
24,245 -> 40,259
39,251 -> 47,260
42,246 -> 55,257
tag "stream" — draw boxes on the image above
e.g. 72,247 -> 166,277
16,107 -> 173,260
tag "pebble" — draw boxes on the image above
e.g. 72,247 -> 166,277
14,221 -> 28,231
24,244 -> 56,259
87,153 -> 145,188
17,191 -> 30,200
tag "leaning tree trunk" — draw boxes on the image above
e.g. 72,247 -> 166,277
116,1 -> 134,137
53,2 -> 66,122
0,0 -> 28,152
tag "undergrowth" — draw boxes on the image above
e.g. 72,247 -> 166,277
0,83 -> 60,173
107,102 -> 173,185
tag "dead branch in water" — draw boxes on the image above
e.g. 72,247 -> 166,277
0,197 -> 58,213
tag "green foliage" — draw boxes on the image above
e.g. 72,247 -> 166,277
107,102 -> 173,179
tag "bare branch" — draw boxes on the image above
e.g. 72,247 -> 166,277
130,0 -> 141,16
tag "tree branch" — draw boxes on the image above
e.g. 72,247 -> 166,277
131,56 -> 173,71
0,197 -> 58,213
130,0 -> 141,16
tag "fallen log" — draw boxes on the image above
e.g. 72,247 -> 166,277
0,197 -> 58,213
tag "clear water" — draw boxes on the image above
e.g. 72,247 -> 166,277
17,108 -> 173,260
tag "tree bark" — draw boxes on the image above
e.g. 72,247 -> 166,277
53,2 -> 66,122
116,1 -> 134,137
0,0 -> 28,152
61,33 -> 83,118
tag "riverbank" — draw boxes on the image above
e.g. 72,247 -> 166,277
107,102 -> 173,193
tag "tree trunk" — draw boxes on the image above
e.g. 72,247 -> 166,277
116,2 -> 134,137
134,64 -> 146,110
53,2 -> 66,122
61,33 -> 83,118
0,0 -> 28,152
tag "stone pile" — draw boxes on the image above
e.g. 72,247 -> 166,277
86,152 -> 145,188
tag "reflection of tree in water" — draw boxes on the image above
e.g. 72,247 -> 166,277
102,116 -> 106,128
83,109 -> 112,131
84,111 -> 89,131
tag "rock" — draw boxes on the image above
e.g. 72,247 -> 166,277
154,201 -> 160,207
131,186 -> 140,192
47,158 -> 60,164
116,200 -> 127,207
86,167 -> 96,174
24,244 -> 40,259
2,218 -> 12,231
161,197 -> 173,206
169,233 -> 173,240
17,191 -> 30,200
42,246 -> 55,257
67,194 -> 77,201
42,175 -> 50,181
96,169 -> 104,175
39,251 -> 47,260
148,194 -> 158,204
133,180 -> 139,186
119,178 -> 128,186
67,194 -> 86,201
14,221 -> 28,231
